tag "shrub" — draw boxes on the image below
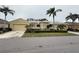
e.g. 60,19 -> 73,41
57,24 -> 67,30
26,29 -> 40,33
67,28 -> 73,31
47,24 -> 53,29
0,28 -> 12,33
5,28 -> 12,32
0,28 -> 3,31
26,28 -> 67,33
67,28 -> 79,31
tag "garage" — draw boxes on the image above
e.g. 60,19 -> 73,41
13,24 -> 26,31
10,18 -> 29,31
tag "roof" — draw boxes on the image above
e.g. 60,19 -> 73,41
65,22 -> 79,25
49,21 -> 65,24
65,22 -> 79,24
28,20 -> 49,22
10,18 -> 26,22
10,18 -> 29,25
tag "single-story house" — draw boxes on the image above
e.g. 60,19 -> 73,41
0,18 -> 8,28
65,22 -> 79,30
9,18 -> 68,31
27,21 -> 68,30
9,18 -> 29,31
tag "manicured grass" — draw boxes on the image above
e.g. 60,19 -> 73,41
23,32 -> 77,37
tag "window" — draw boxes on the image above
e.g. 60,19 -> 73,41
37,24 -> 40,27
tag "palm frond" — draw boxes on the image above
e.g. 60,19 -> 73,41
53,12 -> 56,16
47,7 -> 55,14
8,10 -> 15,15
9,11 -> 14,15
55,9 -> 62,12
65,16 -> 70,20
49,14 -> 52,17
46,10 -> 51,14
0,7 -> 4,12
50,7 -> 55,13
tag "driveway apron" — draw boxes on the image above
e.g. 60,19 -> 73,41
0,31 -> 25,39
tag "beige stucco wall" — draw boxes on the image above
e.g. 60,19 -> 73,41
28,21 -> 49,30
40,22 -> 49,30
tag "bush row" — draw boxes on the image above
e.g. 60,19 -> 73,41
26,29 -> 68,33
0,28 -> 12,34
67,28 -> 79,32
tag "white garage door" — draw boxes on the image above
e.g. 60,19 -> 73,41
13,24 -> 26,31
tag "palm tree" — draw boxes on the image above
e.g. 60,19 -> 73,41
0,5 -> 15,21
66,13 -> 79,22
46,7 -> 62,25
0,5 -> 15,31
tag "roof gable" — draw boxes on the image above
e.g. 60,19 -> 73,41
10,18 -> 29,24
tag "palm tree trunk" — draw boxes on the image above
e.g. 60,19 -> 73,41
78,18 -> 79,22
53,15 -> 55,24
66,19 -> 67,22
53,15 -> 55,29
3,15 -> 6,31
5,15 -> 6,21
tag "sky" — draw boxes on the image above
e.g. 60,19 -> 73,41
0,5 -> 79,22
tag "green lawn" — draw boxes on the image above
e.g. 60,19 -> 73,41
23,32 -> 77,37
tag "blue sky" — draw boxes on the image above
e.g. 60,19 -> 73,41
0,5 -> 79,22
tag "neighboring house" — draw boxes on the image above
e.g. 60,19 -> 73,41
9,18 -> 29,31
0,19 -> 8,28
65,22 -> 79,30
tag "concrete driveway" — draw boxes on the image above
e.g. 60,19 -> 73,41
68,31 -> 79,35
0,31 -> 25,39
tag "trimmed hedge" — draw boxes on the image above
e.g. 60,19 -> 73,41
26,29 -> 68,33
67,28 -> 79,32
0,28 -> 12,33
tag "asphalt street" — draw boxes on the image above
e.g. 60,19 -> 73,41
0,36 -> 79,53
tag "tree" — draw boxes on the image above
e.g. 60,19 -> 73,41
66,13 -> 79,22
46,7 -> 62,25
0,5 -> 15,31
0,5 -> 15,21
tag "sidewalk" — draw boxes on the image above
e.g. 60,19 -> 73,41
0,31 -> 25,39
68,31 -> 79,35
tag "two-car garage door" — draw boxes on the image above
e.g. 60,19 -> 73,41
13,24 -> 26,31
